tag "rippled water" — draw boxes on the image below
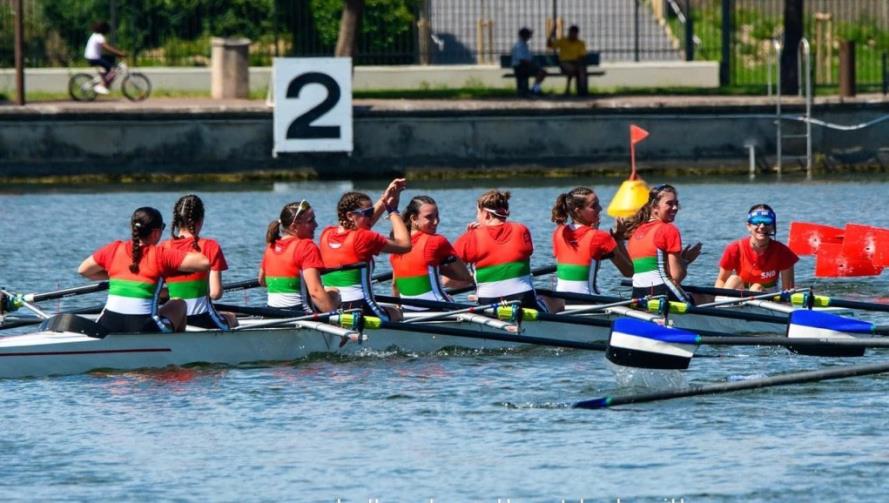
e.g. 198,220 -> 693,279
2,175 -> 889,500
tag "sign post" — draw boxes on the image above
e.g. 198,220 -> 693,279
273,58 -> 353,154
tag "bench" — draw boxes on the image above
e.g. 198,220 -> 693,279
500,51 -> 605,96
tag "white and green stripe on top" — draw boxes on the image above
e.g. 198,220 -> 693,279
166,278 -> 213,316
396,265 -> 452,302
474,260 -> 534,299
555,260 -> 602,294
631,255 -> 667,289
265,275 -> 307,309
321,265 -> 368,303
105,278 -> 162,314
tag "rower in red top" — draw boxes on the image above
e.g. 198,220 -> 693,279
390,195 -> 473,305
621,184 -> 701,302
78,207 -> 210,333
453,189 -> 546,310
260,200 -> 340,313
161,194 -> 238,330
319,179 -> 411,320
715,204 -> 798,292
550,186 -> 633,310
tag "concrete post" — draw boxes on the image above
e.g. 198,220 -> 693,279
211,37 -> 250,99
839,40 -> 856,98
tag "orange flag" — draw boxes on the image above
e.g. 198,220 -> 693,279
630,124 -> 649,145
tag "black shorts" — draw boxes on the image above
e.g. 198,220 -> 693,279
187,311 -> 230,330
97,310 -> 172,334
514,61 -> 541,78
478,290 -> 548,312
87,56 -> 115,72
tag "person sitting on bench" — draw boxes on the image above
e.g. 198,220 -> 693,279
510,27 -> 546,96
547,25 -> 588,96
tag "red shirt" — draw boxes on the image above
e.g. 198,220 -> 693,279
552,224 -> 617,263
320,227 -> 389,263
453,222 -> 534,265
262,237 -> 325,275
719,238 -> 799,287
163,237 -> 228,271
420,233 -> 456,265
93,241 -> 186,280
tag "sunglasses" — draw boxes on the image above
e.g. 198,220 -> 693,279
747,209 -> 776,227
352,206 -> 374,218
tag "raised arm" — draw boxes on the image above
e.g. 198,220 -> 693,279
371,178 -> 407,225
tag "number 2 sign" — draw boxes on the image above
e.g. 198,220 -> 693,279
273,58 -> 352,153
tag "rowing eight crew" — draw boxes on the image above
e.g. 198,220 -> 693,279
77,180 -> 798,334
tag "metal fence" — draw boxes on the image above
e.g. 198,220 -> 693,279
2,0 -> 888,90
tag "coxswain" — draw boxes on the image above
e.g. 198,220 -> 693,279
161,194 -> 238,329
78,207 -> 210,333
319,179 -> 411,320
715,204 -> 798,292
453,189 -> 547,311
390,195 -> 473,306
549,186 -> 633,311
620,184 -> 701,303
259,200 -> 340,313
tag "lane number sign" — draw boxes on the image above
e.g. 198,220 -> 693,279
273,58 -> 352,153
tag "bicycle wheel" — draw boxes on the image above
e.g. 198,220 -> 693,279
68,73 -> 98,102
121,73 -> 151,101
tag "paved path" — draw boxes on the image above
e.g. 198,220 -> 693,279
3,94 -> 888,116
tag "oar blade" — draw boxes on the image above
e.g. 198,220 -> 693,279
606,318 -> 698,370
789,222 -> 843,256
842,224 -> 889,268
786,309 -> 870,357
815,241 -> 882,277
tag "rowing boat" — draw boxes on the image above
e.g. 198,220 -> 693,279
0,312 -> 612,378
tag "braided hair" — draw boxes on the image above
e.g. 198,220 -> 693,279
337,191 -> 372,230
171,194 -> 205,251
551,186 -> 594,225
267,200 -> 312,245
401,195 -> 437,230
620,184 -> 677,240
129,207 -> 164,273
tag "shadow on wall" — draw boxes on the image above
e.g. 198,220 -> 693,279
430,33 -> 476,64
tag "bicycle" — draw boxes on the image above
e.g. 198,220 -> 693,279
68,61 -> 152,102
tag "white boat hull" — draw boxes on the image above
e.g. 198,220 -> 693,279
0,318 -> 610,378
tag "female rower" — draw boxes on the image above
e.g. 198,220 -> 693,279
78,207 -> 210,333
390,195 -> 473,304
319,179 -> 411,320
453,189 -> 546,310
550,187 -> 633,310
620,184 -> 701,303
715,204 -> 798,292
260,200 -> 339,313
161,194 -> 237,330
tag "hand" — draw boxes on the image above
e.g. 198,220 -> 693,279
681,242 -> 702,264
467,294 -> 479,302
611,218 -> 629,241
465,221 -> 479,232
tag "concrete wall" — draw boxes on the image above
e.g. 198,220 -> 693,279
2,102 -> 888,179
0,61 -> 719,96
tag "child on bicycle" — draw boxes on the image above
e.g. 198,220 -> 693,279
84,21 -> 126,95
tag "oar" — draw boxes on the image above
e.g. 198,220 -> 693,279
375,294 -> 613,329
675,282 -> 889,314
17,281 -> 109,303
574,360 -> 889,409
541,288 -> 789,325
0,288 -> 51,320
694,288 -> 807,309
330,313 -> 608,352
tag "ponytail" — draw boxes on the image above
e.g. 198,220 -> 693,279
621,184 -> 676,239
550,187 -> 594,225
269,200 -> 311,245
129,207 -> 164,273
171,194 -> 205,251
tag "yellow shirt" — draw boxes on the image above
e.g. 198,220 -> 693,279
552,38 -> 587,62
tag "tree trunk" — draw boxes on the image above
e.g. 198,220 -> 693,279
335,0 -> 364,58
781,0 -> 804,95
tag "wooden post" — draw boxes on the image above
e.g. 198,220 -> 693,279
417,0 -> 430,65
14,0 -> 25,105
839,40 -> 856,97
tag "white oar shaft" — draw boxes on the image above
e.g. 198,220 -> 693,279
696,288 -> 806,309
559,298 -> 642,316
0,289 -> 50,320
403,304 -> 495,324
456,312 -> 518,333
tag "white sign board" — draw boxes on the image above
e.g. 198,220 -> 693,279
273,58 -> 352,153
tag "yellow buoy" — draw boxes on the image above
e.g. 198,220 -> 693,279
607,178 -> 650,218
607,124 -> 652,218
